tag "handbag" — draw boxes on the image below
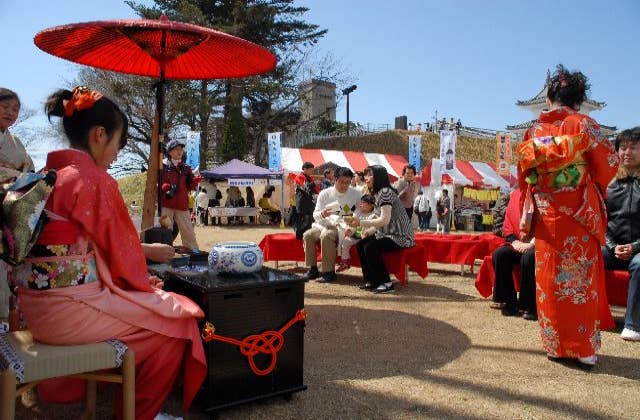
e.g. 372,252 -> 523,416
1,170 -> 57,265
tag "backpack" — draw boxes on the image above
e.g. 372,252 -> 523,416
0,170 -> 57,265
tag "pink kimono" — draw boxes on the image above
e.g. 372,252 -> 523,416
16,149 -> 206,420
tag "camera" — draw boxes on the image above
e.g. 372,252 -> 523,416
165,184 -> 178,199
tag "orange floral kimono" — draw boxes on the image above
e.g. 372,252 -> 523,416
517,107 -> 619,358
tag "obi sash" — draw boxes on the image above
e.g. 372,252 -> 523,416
14,211 -> 97,290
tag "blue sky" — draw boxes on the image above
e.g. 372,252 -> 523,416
4,0 -> 639,167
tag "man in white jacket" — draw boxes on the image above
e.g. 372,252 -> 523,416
303,167 -> 362,282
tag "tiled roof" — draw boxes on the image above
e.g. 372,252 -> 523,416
506,119 -> 537,130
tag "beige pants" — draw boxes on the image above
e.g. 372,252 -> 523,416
161,207 -> 199,250
303,227 -> 338,273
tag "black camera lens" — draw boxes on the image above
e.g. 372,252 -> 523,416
165,184 -> 177,199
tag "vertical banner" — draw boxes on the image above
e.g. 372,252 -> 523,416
439,130 -> 457,173
495,132 -> 512,176
408,135 -> 422,172
267,132 -> 282,171
185,131 -> 201,171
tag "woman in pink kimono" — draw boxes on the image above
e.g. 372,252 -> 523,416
15,87 -> 206,419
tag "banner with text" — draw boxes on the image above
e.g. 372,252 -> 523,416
267,132 -> 282,171
495,132 -> 512,176
185,131 -> 201,171
228,178 -> 257,187
408,135 -> 422,172
439,130 -> 457,173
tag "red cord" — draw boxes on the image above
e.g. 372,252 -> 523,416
202,309 -> 306,376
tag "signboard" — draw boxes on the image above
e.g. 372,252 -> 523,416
495,132 -> 512,176
267,132 -> 282,171
228,178 -> 256,187
439,130 -> 457,173
408,135 -> 422,172
185,131 -> 201,171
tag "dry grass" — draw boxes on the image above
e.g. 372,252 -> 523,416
304,131 -> 518,164
117,172 -> 146,210
15,225 -> 640,420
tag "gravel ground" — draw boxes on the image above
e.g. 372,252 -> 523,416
15,225 -> 640,419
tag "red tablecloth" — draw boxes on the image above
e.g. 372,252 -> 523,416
258,233 -> 428,285
475,254 -> 520,298
605,270 -> 631,307
259,233 -> 309,262
475,253 -> 629,313
415,232 -> 505,266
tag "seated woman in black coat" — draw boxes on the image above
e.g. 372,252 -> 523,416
349,165 -> 415,293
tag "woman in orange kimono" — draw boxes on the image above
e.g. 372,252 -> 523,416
15,87 -> 206,419
516,66 -> 619,369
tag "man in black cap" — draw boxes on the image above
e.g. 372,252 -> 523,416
161,138 -> 201,249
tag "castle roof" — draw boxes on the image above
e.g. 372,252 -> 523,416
515,71 -> 606,109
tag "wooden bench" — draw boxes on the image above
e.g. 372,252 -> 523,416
258,233 -> 428,285
474,254 -> 631,307
415,232 -> 505,275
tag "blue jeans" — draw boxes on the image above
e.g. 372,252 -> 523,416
602,246 -> 640,332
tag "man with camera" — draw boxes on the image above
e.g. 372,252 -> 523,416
161,138 -> 201,250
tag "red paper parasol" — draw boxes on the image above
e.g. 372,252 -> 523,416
34,16 -> 277,229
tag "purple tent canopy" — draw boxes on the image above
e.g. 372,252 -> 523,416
201,159 -> 282,180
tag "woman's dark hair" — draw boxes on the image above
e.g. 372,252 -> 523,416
363,165 -> 395,195
615,126 -> 640,151
0,88 -> 20,105
45,88 -> 128,150
402,164 -> 416,175
546,64 -> 590,110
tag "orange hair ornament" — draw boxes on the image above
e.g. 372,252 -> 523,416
63,86 -> 103,117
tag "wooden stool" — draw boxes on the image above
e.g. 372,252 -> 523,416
0,330 -> 135,420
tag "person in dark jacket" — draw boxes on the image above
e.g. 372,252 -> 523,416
603,127 -> 640,341
492,191 -> 510,236
161,138 -> 201,249
491,188 -> 537,320
294,161 -> 319,238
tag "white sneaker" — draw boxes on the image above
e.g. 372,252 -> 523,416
154,413 -> 183,420
621,328 -> 640,341
577,355 -> 597,366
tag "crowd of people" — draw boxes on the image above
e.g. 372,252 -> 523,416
0,63 -> 638,418
296,163 -> 416,293
408,118 -> 462,134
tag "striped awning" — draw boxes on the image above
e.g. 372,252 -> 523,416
281,147 -> 409,179
420,158 -> 515,189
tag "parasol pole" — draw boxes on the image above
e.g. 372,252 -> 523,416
141,27 -> 168,230
141,77 -> 165,230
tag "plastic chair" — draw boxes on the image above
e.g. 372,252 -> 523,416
0,330 -> 135,420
